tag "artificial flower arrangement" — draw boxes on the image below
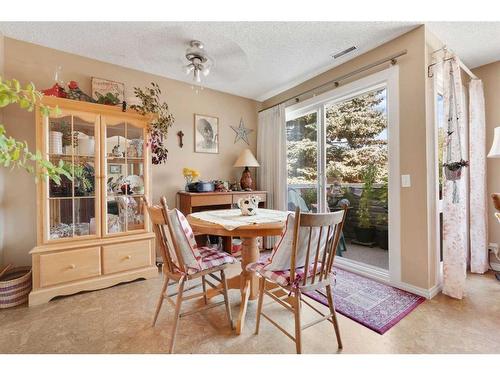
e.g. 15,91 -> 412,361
183,168 -> 200,185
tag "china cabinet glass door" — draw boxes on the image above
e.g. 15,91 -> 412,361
103,117 -> 146,236
46,112 -> 100,241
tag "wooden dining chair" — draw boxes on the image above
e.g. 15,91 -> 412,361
144,196 -> 235,354
249,207 -> 347,354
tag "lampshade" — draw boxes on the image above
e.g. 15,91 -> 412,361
488,127 -> 500,158
233,149 -> 260,168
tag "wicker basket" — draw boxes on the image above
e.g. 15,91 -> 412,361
0,266 -> 32,309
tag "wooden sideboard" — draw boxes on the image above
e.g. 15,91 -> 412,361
177,190 -> 269,252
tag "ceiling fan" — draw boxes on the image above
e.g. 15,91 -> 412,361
183,40 -> 214,83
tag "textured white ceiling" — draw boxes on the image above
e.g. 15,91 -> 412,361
0,22 -> 498,101
427,22 -> 500,68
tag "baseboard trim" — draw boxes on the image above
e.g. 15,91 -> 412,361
335,258 -> 390,283
335,258 -> 440,299
427,283 -> 443,298
389,280 -> 440,299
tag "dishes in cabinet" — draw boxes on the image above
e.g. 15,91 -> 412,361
127,139 -> 143,158
49,222 -> 92,239
49,131 -> 63,154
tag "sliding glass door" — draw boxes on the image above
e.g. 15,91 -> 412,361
285,110 -> 320,212
324,88 -> 389,270
285,68 -> 399,281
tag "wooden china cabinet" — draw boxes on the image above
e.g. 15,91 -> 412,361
29,97 -> 157,306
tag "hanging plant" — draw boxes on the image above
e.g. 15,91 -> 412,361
130,82 -> 174,165
444,62 -> 469,204
443,159 -> 469,181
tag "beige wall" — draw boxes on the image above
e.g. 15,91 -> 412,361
473,61 -> 500,257
1,37 -> 260,266
263,26 -> 433,289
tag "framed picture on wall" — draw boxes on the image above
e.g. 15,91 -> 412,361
91,77 -> 125,103
194,114 -> 219,154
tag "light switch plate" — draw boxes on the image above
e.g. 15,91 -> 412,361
401,174 -> 411,187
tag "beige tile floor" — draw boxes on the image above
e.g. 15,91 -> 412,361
1,265 -> 500,354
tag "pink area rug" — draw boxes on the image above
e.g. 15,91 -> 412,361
304,267 -> 425,334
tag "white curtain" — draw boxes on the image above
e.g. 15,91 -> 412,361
469,80 -> 489,274
442,58 -> 468,299
257,105 -> 287,244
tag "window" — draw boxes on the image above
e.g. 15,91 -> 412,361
285,67 -> 399,278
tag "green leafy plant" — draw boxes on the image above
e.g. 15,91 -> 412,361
0,77 -> 71,184
56,120 -> 73,147
375,175 -> 389,226
130,82 -> 175,165
95,91 -> 120,106
357,164 -> 377,228
64,162 -> 92,192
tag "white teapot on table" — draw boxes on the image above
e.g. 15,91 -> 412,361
237,195 -> 261,216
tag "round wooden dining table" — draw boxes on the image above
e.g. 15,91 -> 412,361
187,213 -> 285,334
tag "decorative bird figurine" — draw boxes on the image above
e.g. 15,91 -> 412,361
66,81 -> 95,103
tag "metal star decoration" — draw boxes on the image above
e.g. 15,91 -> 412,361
231,118 -> 253,145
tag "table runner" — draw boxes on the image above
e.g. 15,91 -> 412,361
190,209 -> 289,231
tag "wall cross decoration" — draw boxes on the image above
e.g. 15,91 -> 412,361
177,130 -> 184,148
231,118 -> 253,145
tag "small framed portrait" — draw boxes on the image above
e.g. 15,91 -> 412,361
194,114 -> 219,154
91,77 -> 125,103
109,164 -> 122,174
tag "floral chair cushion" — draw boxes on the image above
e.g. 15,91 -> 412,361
187,246 -> 237,274
246,262 -> 326,287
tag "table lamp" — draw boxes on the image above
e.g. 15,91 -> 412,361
487,126 -> 500,282
234,149 -> 260,191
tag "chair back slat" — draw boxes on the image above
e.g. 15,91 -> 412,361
310,226 -> 323,284
289,207 -> 347,288
301,227 -> 313,286
289,208 -> 302,283
325,210 -> 347,275
318,225 -> 331,281
144,196 -> 187,274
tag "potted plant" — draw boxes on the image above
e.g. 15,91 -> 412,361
354,165 -> 376,244
375,213 -> 388,250
130,82 -> 175,165
443,159 -> 469,181
183,167 -> 200,191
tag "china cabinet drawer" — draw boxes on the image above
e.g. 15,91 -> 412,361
102,240 -> 151,274
191,194 -> 232,207
39,247 -> 101,287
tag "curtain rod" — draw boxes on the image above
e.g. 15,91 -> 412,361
428,46 -> 478,80
258,49 -> 408,113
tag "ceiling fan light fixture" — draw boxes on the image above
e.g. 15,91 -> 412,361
184,40 -> 212,84
194,68 -> 201,83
